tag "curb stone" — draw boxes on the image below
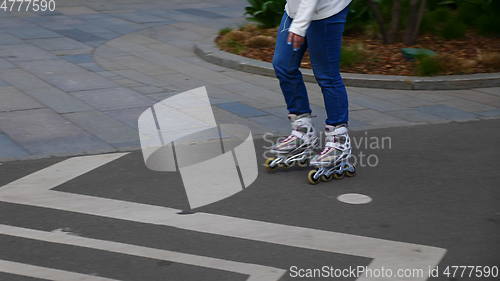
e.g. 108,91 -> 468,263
194,38 -> 500,90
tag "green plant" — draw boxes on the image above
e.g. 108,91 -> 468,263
246,35 -> 275,48
440,17 -> 466,39
218,27 -> 233,36
344,0 -> 372,35
415,55 -> 443,75
341,44 -> 365,67
458,0 -> 500,37
245,0 -> 286,28
218,38 -> 247,54
421,7 -> 467,39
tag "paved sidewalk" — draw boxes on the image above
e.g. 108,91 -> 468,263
1,0 -> 500,161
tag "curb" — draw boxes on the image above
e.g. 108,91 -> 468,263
194,39 -> 500,90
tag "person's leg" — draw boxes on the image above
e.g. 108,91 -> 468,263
306,7 -> 350,126
272,13 -> 311,116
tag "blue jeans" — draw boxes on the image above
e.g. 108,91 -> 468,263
272,6 -> 349,126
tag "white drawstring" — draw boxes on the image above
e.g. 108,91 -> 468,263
280,16 -> 289,33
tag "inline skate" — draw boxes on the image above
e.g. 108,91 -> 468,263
307,124 -> 356,185
264,114 -> 319,171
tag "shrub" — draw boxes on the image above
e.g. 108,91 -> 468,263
218,37 -> 247,54
245,0 -> 286,28
341,43 -> 365,67
415,55 -> 443,76
421,7 -> 466,39
476,14 -> 500,37
344,0 -> 372,35
218,27 -> 232,36
440,17 -> 466,39
479,52 -> 500,71
246,35 -> 275,48
439,54 -> 477,74
458,0 -> 500,37
225,30 -> 251,42
240,24 -> 259,34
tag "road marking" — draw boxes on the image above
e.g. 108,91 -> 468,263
337,193 -> 373,204
0,153 -> 447,280
0,259 -> 120,281
0,225 -> 285,281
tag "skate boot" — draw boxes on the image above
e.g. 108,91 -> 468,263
264,114 -> 319,171
307,124 -> 356,184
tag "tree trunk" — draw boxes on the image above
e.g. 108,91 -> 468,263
404,0 -> 426,45
367,0 -> 388,44
387,0 -> 401,43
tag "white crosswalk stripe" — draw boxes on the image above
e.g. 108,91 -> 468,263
0,259 -> 120,281
0,224 -> 286,281
0,153 -> 447,280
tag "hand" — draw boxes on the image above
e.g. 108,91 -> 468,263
287,32 -> 304,51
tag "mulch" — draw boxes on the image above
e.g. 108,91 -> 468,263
224,32 -> 500,76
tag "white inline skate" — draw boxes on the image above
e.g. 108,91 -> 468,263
307,124 -> 356,184
264,114 -> 319,171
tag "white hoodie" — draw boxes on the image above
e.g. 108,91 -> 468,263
286,0 -> 352,37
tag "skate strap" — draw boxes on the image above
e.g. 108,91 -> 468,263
325,141 -> 340,149
291,130 -> 304,138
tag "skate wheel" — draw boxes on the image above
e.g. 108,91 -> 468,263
297,159 -> 309,168
320,174 -> 333,182
333,172 -> 344,180
307,170 -> 320,185
278,163 -> 288,169
345,170 -> 356,177
264,157 -> 277,171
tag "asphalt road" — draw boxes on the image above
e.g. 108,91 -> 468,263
0,119 -> 499,281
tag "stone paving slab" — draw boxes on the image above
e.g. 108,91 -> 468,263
6,26 -> 61,39
27,37 -> 91,51
15,59 -> 85,74
61,54 -> 94,64
0,108 -> 113,157
0,69 -> 54,91
55,29 -> 105,43
22,87 -> 93,114
0,44 -> 55,61
63,110 -> 139,149
37,71 -> 117,92
57,6 -> 99,15
111,13 -> 171,24
443,90 -> 500,107
248,115 -> 292,136
103,106 -> 149,129
0,79 -> 10,87
385,109 -> 448,124
439,98 -> 496,113
350,109 -> 420,128
216,102 -> 268,118
0,133 -> 29,159
0,59 -> 15,70
0,34 -> 23,45
70,88 -> 153,111
78,62 -> 106,72
415,105 -> 479,121
0,87 -> 44,112
0,0 -> 499,161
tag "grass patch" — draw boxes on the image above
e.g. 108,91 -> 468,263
218,27 -> 233,36
415,55 -> 443,76
341,43 -> 364,67
218,38 -> 247,54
